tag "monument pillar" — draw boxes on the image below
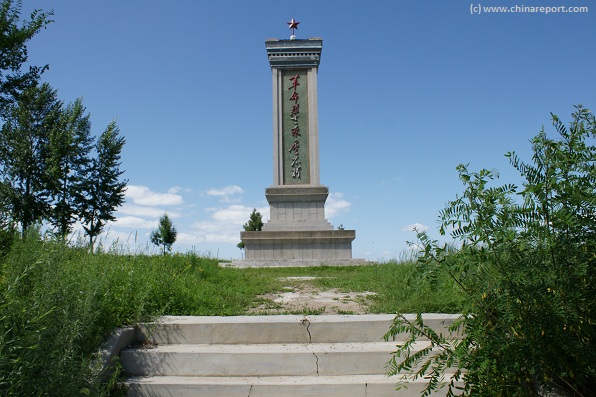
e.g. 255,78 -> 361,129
263,38 -> 333,232
233,23 -> 361,267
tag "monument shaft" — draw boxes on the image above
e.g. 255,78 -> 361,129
234,36 -> 359,267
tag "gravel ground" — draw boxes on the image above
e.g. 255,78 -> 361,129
248,277 -> 376,315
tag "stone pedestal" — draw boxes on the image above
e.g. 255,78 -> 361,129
236,186 -> 359,266
263,186 -> 332,231
230,35 -> 362,267
238,230 -> 359,267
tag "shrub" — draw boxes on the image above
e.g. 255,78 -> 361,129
386,106 -> 596,396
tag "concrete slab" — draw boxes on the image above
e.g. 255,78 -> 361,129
135,314 -> 459,345
121,341 -> 420,377
125,374 -> 458,397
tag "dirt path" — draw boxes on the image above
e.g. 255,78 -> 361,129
248,277 -> 377,315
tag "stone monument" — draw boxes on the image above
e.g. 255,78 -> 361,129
233,20 -> 361,267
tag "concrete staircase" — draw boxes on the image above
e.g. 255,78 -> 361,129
121,314 -> 459,397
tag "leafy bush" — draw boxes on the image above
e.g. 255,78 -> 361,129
386,106 -> 596,396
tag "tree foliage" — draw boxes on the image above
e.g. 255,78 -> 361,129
0,0 -> 52,114
47,97 -> 93,239
0,0 -> 126,248
237,208 -> 263,249
0,83 -> 61,234
0,84 -> 126,245
80,120 -> 127,250
150,213 -> 177,255
385,105 -> 596,397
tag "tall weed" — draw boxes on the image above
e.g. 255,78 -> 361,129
0,235 -> 222,396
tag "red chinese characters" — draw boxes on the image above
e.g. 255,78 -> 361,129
288,73 -> 302,179
289,74 -> 300,90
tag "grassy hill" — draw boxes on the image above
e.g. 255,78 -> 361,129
0,235 -> 462,396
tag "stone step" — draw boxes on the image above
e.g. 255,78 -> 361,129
124,374 -> 456,397
122,314 -> 461,397
135,313 -> 458,345
122,341 -> 431,377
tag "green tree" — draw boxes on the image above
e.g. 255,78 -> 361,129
46,97 -> 93,239
150,213 -> 177,255
385,105 -> 596,397
0,0 -> 52,114
0,83 -> 62,234
237,208 -> 263,249
80,121 -> 127,250
0,2 -> 125,247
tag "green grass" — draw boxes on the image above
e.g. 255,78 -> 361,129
0,235 -> 463,396
240,263 -> 464,313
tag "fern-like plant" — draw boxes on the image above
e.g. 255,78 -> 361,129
386,105 -> 596,397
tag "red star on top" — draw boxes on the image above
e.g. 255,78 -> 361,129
287,18 -> 300,31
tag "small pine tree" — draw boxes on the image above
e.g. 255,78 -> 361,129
150,213 -> 177,255
237,208 -> 263,249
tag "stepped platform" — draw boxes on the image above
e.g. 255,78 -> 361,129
120,314 -> 461,396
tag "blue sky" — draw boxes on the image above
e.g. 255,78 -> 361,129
21,0 -> 596,260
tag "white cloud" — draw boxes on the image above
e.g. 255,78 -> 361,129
178,227 -> 238,245
113,185 -> 185,231
207,185 -> 244,197
126,185 -> 184,206
210,204 -> 256,224
326,192 -> 351,218
206,185 -> 244,203
184,205 -> 269,244
117,204 -> 179,219
112,216 -> 157,229
401,223 -> 430,232
118,204 -> 169,218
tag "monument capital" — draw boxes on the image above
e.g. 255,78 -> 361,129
265,38 -> 323,69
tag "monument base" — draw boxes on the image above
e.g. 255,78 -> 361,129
226,258 -> 367,268
230,229 -> 364,268
263,186 -> 333,231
